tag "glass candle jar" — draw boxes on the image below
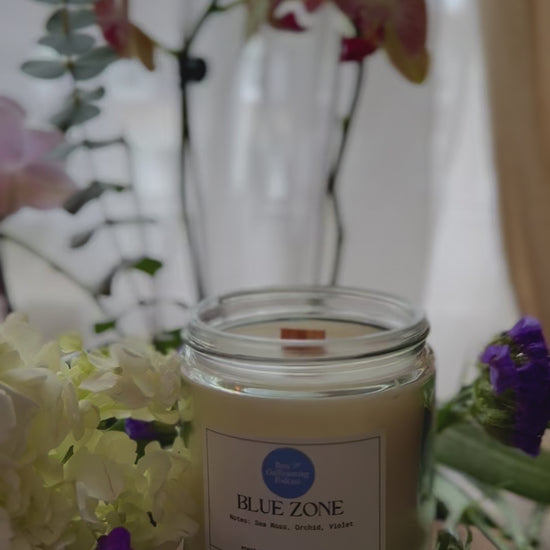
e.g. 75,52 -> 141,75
181,287 -> 435,550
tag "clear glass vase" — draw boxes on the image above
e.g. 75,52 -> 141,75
183,6 -> 341,298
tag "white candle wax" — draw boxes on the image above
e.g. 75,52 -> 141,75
182,289 -> 434,550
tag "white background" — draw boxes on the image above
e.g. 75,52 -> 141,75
0,0 -> 518,398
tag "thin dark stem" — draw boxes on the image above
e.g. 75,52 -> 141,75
177,0 -> 253,300
180,86 -> 206,300
184,0 -> 218,49
327,61 -> 366,285
178,0 -> 223,301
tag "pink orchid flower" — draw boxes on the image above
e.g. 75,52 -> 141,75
94,0 -> 155,70
0,97 -> 77,220
269,0 -> 428,81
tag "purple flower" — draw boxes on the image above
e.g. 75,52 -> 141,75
476,316 -> 550,456
96,527 -> 133,550
124,418 -> 158,441
481,344 -> 518,395
508,316 -> 549,359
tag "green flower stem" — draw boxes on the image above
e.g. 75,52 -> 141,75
118,137 -> 162,330
526,504 -> 548,544
0,232 -> 110,318
436,422 -> 550,504
327,60 -> 366,285
466,509 -> 511,550
59,31 -> 155,331
436,385 -> 475,433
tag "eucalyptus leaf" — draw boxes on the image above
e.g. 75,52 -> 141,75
51,100 -> 100,131
132,257 -> 163,276
106,216 -> 156,226
70,228 -> 95,248
96,263 -> 128,297
47,134 -> 118,160
72,46 -> 118,80
47,141 -> 80,160
436,422 -> 550,503
70,217 -> 154,248
64,180 -> 127,214
46,8 -> 96,34
83,137 -> 125,149
95,256 -> 163,296
39,33 -> 95,55
21,60 -> 67,79
78,86 -> 105,102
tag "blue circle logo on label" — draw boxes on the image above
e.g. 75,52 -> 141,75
262,447 -> 315,499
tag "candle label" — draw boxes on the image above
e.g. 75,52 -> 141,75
204,429 -> 385,550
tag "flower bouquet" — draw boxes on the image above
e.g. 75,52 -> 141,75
1,310 -> 550,549
0,313 -> 196,549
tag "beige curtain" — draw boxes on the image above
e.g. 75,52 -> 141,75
479,0 -> 550,332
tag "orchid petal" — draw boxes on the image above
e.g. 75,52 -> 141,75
0,96 -> 25,118
11,162 -> 77,212
0,170 -> 18,219
94,0 -> 130,55
24,130 -> 65,165
0,96 -> 26,165
392,0 -> 427,55
341,36 -> 379,61
383,22 -> 429,83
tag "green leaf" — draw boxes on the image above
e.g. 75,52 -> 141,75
47,134 -> 118,160
153,329 -> 184,354
51,100 -> 100,131
96,261 -> 130,296
132,257 -> 163,276
181,421 -> 193,448
78,86 -> 105,102
72,46 -> 118,80
39,33 -> 95,55
94,319 -> 117,334
83,137 -> 125,150
21,60 -> 67,79
96,257 -> 162,297
436,422 -> 550,503
62,445 -> 74,464
64,180 -> 127,214
70,218 -> 154,248
435,530 -> 468,550
70,228 -> 95,248
47,141 -> 80,160
46,8 -> 96,34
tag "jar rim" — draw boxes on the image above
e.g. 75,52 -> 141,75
183,286 -> 429,363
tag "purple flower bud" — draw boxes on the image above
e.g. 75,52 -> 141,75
481,344 -> 518,394
96,527 -> 133,550
124,419 -> 157,441
477,316 -> 550,456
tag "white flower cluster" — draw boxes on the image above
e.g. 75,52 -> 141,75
0,313 -> 197,549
